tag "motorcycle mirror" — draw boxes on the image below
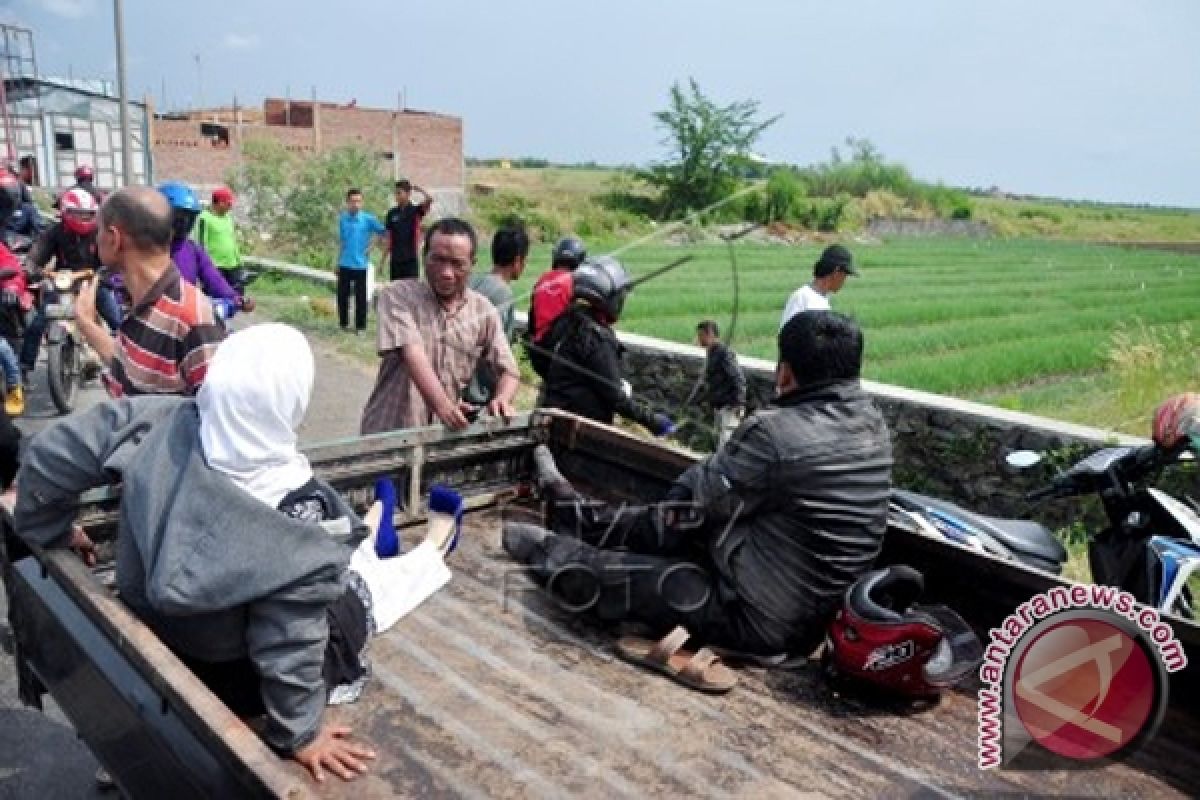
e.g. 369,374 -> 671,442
1006,450 -> 1043,469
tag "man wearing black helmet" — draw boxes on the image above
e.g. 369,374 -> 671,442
537,255 -> 675,436
526,235 -> 586,378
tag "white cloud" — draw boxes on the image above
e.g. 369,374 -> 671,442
222,32 -> 261,51
30,0 -> 95,20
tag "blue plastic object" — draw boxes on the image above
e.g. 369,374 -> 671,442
374,478 -> 400,558
211,298 -> 237,321
428,484 -> 464,555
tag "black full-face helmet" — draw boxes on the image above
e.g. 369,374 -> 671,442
572,255 -> 631,323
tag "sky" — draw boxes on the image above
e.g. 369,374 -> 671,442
3,0 -> 1199,207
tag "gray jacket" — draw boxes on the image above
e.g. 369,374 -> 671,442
14,397 -> 366,754
674,380 -> 893,642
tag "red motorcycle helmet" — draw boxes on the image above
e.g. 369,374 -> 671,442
60,187 -> 99,236
75,164 -> 95,183
1153,393 -> 1200,452
827,565 -> 983,698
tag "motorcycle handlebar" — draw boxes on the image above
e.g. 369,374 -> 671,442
1026,442 -> 1180,504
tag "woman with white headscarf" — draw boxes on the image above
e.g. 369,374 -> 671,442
14,323 -> 451,785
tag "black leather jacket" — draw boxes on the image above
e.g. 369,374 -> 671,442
538,307 -> 659,430
673,380 -> 893,638
30,222 -> 99,273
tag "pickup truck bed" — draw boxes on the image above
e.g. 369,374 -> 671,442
5,411 -> 1200,798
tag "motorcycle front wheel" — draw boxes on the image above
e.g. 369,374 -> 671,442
47,336 -> 80,414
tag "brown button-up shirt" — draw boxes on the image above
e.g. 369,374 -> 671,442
360,281 -> 519,434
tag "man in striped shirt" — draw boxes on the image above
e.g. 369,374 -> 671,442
76,187 -> 225,396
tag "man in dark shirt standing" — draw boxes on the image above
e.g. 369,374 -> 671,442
383,180 -> 433,281
696,319 -> 746,448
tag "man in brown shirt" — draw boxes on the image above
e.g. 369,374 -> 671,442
360,218 -> 519,434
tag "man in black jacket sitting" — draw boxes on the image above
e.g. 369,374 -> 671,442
505,311 -> 893,657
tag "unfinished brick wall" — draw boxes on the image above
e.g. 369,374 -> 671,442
151,118 -> 241,188
151,101 -> 463,195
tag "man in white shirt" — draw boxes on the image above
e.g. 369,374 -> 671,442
780,244 -> 858,329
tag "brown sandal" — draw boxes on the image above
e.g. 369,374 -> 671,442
615,626 -> 738,693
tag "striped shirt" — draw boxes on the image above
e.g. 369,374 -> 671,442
110,264 -> 225,397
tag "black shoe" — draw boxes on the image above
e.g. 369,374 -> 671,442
531,444 -> 579,500
502,522 -> 553,565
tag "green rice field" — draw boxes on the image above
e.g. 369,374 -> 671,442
509,237 -> 1200,431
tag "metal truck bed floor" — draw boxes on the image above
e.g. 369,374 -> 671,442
304,506 -> 1199,799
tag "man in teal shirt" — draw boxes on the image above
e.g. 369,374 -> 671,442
337,188 -> 385,333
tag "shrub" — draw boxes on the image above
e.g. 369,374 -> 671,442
860,189 -> 908,219
839,196 -> 867,231
915,183 -> 974,220
1017,206 -> 1062,223
283,145 -> 392,265
228,142 -> 391,267
763,168 -> 806,223
226,138 -> 295,254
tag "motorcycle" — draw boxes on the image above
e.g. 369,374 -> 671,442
889,489 -> 1068,575
1013,442 -> 1199,617
890,442 -> 1199,616
37,268 -> 101,414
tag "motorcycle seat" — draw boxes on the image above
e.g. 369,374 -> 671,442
893,490 -> 1067,569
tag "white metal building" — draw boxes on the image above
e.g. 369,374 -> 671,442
0,24 -> 150,191
1,75 -> 150,191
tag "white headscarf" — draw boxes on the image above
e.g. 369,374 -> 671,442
198,323 -> 315,509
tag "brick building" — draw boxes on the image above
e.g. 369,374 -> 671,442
151,97 -> 465,212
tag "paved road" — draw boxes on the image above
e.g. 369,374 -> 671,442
0,319 -> 375,798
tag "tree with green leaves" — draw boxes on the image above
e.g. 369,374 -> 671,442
641,79 -> 780,218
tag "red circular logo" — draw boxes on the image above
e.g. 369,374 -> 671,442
1011,617 -> 1156,760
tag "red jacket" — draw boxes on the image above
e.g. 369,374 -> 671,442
530,269 -> 573,343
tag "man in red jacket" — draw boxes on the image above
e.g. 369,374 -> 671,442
526,235 -> 586,377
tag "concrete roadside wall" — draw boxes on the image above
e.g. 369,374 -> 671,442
602,331 -> 1192,533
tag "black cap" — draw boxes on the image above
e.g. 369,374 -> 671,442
813,244 -> 857,277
